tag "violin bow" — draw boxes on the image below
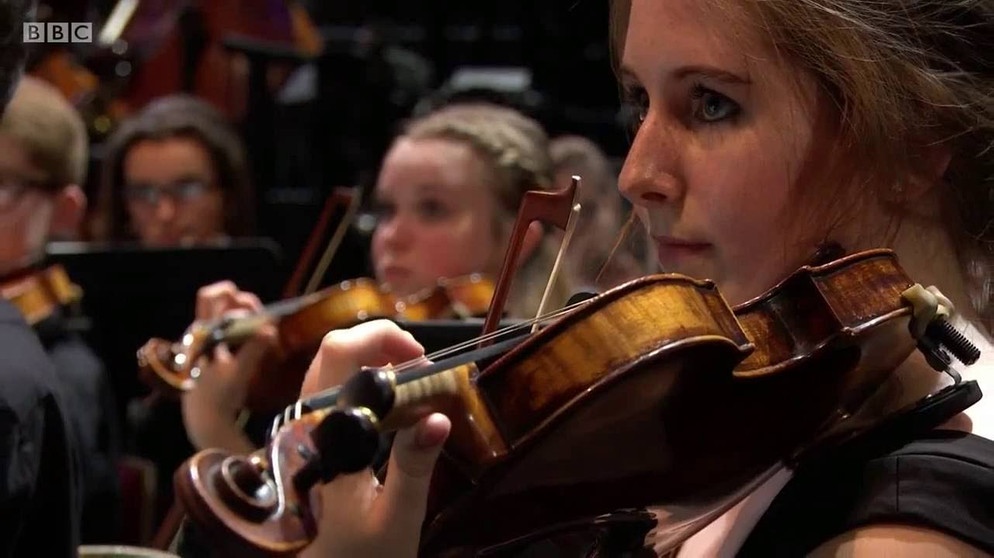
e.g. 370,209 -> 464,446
532,199 -> 582,333
282,186 -> 362,298
480,176 -> 582,343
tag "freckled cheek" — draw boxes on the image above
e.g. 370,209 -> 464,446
703,165 -> 791,247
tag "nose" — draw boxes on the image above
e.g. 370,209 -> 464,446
618,115 -> 686,209
375,212 -> 413,251
152,196 -> 178,224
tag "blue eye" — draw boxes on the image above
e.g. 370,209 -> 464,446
691,85 -> 740,123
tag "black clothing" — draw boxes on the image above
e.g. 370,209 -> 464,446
740,429 -> 994,556
0,298 -> 81,556
35,308 -> 122,544
130,397 -> 275,530
171,419 -> 994,557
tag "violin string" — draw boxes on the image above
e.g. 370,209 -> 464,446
531,202 -> 582,334
199,287 -> 332,335
293,295 -> 596,407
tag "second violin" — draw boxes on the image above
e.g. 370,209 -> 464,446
137,274 -> 495,412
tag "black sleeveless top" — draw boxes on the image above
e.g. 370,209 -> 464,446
739,429 -> 994,556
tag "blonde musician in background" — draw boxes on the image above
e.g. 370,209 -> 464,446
549,134 -> 649,290
179,102 -> 577,457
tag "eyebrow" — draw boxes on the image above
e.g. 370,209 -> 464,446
618,64 -> 751,86
374,182 -> 453,200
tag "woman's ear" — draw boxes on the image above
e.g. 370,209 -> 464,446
48,184 -> 87,240
907,143 -> 953,200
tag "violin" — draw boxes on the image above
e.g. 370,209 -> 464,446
0,264 -> 83,326
137,274 -> 497,412
174,247 -> 983,557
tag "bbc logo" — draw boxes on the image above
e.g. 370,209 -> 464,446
23,22 -> 93,43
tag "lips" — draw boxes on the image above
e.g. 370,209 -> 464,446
379,265 -> 412,286
652,235 -> 712,268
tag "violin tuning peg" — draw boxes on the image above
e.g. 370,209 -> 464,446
293,407 -> 382,493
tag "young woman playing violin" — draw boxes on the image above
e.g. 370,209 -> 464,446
179,102 -> 576,455
281,1 -> 994,556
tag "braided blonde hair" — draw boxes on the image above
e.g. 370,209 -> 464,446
402,103 -> 576,318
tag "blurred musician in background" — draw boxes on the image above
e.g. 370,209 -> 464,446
0,74 -> 121,544
549,134 -> 649,291
0,0 -> 85,554
87,94 -> 256,247
180,101 -> 577,456
85,95 -> 260,535
155,104 -> 576,554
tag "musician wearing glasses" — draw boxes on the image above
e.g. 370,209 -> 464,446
87,94 -> 255,248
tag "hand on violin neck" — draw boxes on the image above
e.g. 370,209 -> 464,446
195,280 -> 264,322
181,321 -> 277,453
299,319 -> 450,558
182,280 -> 277,453
300,319 -> 426,398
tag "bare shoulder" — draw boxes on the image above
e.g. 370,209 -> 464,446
808,524 -> 992,557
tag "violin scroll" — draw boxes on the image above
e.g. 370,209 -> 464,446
177,414 -> 322,558
177,404 -> 393,558
137,313 -> 269,397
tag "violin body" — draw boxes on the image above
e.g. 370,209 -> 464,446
0,264 -> 83,326
138,274 -> 496,412
421,250 -> 918,555
175,249 -> 930,556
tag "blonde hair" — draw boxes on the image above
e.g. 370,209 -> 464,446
0,75 -> 88,188
401,103 -> 576,318
550,135 -> 648,288
609,0 -> 994,330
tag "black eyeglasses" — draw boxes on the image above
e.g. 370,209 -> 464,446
124,180 -> 211,207
0,176 -> 51,212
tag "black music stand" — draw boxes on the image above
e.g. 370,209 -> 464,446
45,239 -> 285,417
